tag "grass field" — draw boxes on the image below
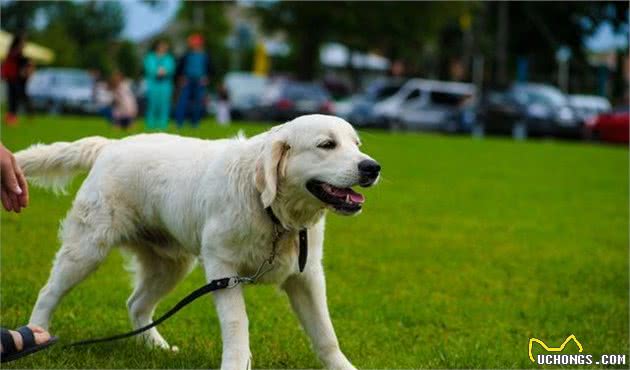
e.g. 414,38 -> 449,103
1,116 -> 628,369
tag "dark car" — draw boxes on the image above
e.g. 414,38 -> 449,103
479,83 -> 579,139
254,80 -> 334,122
584,107 -> 629,144
347,79 -> 405,128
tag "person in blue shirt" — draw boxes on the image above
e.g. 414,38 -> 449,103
174,34 -> 214,128
143,40 -> 175,130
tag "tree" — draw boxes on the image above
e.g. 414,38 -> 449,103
255,2 -> 474,80
476,1 -> 628,90
116,40 -> 141,78
256,2 -> 344,80
0,1 -> 55,34
1,1 -> 125,73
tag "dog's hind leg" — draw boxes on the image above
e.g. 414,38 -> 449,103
29,205 -> 117,330
126,247 -> 195,351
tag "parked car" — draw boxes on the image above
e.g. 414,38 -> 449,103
27,68 -> 98,114
569,94 -> 611,125
479,83 -> 579,138
583,106 -> 629,144
347,79 -> 405,127
224,72 -> 268,119
254,80 -> 334,122
395,80 -> 477,133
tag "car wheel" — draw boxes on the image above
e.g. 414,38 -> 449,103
512,122 -> 528,140
445,121 -> 458,133
389,120 -> 406,131
590,130 -> 601,142
472,124 -> 485,138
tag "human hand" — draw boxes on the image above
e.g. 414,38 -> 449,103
0,143 -> 28,212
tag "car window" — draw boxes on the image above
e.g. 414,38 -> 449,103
28,73 -> 51,88
429,91 -> 471,107
405,89 -> 421,101
284,84 -> 329,100
60,73 -> 92,87
373,85 -> 403,100
512,85 -> 566,107
45,72 -> 92,88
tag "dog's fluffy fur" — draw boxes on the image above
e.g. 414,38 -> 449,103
16,114 -> 378,369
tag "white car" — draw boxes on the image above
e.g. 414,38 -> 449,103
27,68 -> 98,114
223,72 -> 268,119
372,78 -> 476,129
568,94 -> 611,124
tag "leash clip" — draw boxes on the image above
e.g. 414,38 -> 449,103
227,277 -> 243,288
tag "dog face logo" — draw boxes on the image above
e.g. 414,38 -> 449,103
528,334 -> 583,363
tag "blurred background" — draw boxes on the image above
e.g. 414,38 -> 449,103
0,0 -> 628,142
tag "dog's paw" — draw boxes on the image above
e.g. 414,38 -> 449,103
220,350 -> 252,370
138,332 -> 178,352
323,351 -> 356,370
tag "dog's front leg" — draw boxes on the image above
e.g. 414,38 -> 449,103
203,260 -> 251,370
283,264 -> 356,370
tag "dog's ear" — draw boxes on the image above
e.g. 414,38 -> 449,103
255,139 -> 289,208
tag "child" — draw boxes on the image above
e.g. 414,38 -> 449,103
109,71 -> 137,130
216,84 -> 231,126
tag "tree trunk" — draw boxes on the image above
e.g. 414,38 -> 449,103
296,32 -> 320,81
496,1 -> 508,86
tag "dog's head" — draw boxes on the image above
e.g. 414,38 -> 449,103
255,114 -> 380,217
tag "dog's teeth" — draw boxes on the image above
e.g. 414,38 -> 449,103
346,194 -> 351,203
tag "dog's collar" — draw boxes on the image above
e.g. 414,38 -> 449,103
265,207 -> 308,273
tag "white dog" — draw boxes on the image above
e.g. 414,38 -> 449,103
15,114 -> 380,370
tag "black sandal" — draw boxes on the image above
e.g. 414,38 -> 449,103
0,326 -> 58,363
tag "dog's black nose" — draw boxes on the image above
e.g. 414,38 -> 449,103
358,159 -> 381,176
358,160 -> 380,187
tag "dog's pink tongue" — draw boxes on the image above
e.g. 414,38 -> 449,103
326,185 -> 365,204
346,188 -> 365,204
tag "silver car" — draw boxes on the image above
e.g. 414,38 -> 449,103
27,68 -> 98,114
395,80 -> 477,132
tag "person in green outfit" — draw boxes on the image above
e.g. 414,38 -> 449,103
143,39 -> 175,130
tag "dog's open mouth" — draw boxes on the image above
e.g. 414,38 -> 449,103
306,180 -> 365,214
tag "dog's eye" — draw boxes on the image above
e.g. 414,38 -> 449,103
317,140 -> 336,150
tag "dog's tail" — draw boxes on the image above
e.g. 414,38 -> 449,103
15,136 -> 113,193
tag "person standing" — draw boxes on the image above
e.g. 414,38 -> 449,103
1,34 -> 34,125
143,40 -> 175,130
174,33 -> 214,128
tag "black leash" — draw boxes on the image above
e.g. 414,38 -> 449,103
67,207 -> 308,348
67,277 -> 237,347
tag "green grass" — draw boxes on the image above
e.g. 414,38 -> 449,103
1,116 -> 628,368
